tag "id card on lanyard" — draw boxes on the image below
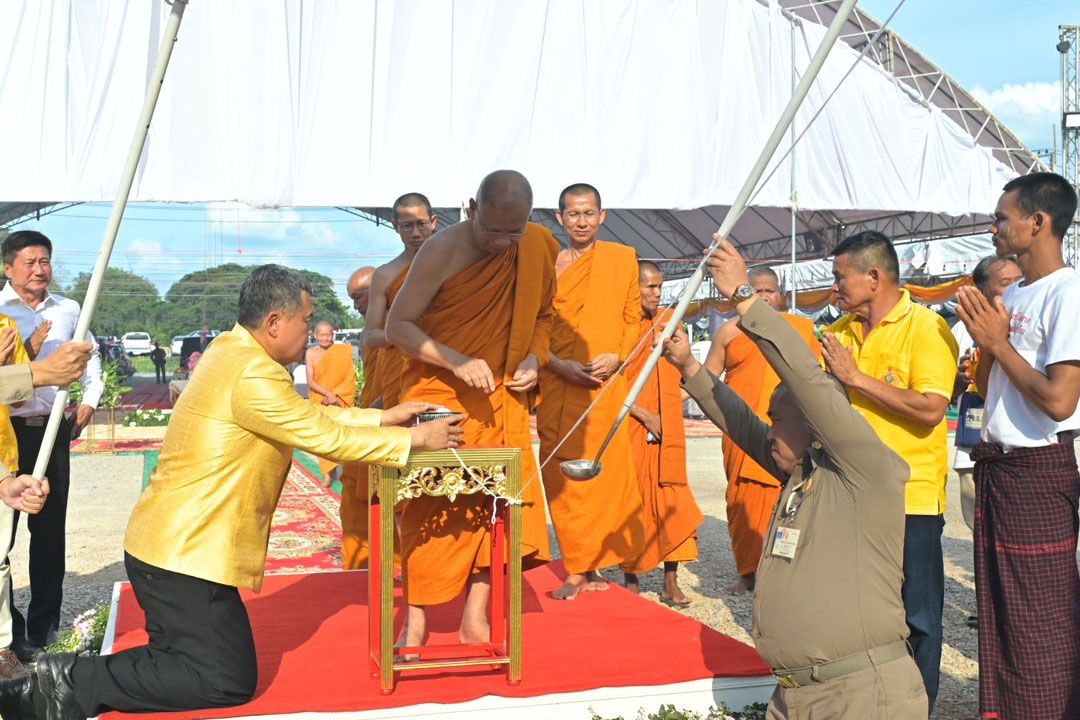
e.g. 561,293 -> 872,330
771,475 -> 813,560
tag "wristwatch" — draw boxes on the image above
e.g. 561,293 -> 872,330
730,283 -> 755,303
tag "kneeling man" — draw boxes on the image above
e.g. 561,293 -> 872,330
662,240 -> 926,719
6,265 -> 462,719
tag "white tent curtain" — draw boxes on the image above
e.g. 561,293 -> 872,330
0,0 -> 1014,224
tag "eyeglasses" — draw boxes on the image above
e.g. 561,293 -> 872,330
396,220 -> 433,233
562,210 -> 600,223
476,217 -> 527,241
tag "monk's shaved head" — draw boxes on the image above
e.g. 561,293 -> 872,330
476,170 -> 533,215
315,321 -> 335,333
393,192 -> 433,222
558,183 -> 602,212
347,266 -> 376,316
638,260 -> 663,280
748,265 -> 780,286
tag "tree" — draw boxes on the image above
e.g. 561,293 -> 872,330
66,268 -> 164,339
162,263 -> 355,337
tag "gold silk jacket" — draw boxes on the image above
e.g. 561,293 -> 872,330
124,324 -> 412,591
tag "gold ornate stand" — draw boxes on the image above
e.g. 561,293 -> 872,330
368,448 -> 522,694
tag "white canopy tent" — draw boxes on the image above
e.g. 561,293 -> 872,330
0,0 -> 1034,274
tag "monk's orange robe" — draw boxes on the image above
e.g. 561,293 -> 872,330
340,265 -> 410,570
398,224 -> 556,605
621,311 -> 704,574
309,343 -> 357,476
538,241 -> 645,575
722,313 -> 819,576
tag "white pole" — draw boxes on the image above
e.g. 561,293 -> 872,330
587,0 -> 861,464
789,19 -> 799,311
32,0 -> 189,480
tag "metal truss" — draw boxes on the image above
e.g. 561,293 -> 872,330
777,0 -> 1044,175
1061,26 -> 1080,267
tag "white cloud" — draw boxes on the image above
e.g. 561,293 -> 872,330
204,202 -> 342,248
970,81 -> 1060,152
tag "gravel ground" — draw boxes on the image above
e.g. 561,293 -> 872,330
22,435 -> 1080,720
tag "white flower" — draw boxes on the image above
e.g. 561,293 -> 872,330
128,422 -> 136,427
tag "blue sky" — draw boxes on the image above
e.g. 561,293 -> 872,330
8,0 -> 1076,315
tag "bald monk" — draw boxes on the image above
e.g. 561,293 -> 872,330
703,266 -> 819,595
340,267 -> 380,568
340,196 -> 436,569
621,261 -> 704,606
306,321 -> 357,485
538,182 -> 646,601
386,170 -> 556,647
347,266 -> 376,316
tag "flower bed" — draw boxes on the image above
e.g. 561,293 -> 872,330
122,408 -> 172,427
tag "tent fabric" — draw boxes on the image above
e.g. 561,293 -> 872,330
0,0 -> 1017,262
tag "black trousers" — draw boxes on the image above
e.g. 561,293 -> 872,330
71,553 -> 257,716
9,415 -> 72,647
154,363 -> 166,383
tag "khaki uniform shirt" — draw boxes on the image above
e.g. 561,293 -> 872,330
0,364 -> 33,407
684,300 -> 910,670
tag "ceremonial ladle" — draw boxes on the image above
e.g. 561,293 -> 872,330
557,0 -> 860,482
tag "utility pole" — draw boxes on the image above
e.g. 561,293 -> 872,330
1059,26 -> 1080,267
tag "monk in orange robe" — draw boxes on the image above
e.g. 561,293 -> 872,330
386,170 -> 555,647
703,266 -> 819,595
538,182 -> 646,601
340,196 -> 437,569
306,321 -> 358,485
621,261 -> 704,606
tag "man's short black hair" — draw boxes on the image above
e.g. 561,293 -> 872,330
1002,172 -> 1078,241
1,230 -> 52,266
237,265 -> 312,329
558,183 -> 602,212
392,192 -> 433,222
832,230 -> 900,284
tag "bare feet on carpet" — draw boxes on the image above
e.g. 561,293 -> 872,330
724,573 -> 755,596
459,616 -> 491,645
552,570 -> 610,600
623,572 -> 641,594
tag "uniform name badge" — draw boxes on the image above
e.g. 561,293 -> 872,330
772,527 -> 800,559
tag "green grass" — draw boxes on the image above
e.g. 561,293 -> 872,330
131,356 -> 181,374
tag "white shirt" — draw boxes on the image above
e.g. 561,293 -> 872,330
0,283 -> 103,414
983,267 -> 1080,451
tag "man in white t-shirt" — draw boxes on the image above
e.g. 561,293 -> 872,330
951,255 -> 1022,531
956,171 -> 1080,720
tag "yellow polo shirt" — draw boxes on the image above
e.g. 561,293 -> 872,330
828,290 -> 959,515
0,314 -> 30,473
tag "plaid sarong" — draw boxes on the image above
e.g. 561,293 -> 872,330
972,436 -> 1080,720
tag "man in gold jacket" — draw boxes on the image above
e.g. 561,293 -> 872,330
5,265 -> 463,719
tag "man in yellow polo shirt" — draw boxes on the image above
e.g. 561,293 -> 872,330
820,231 -> 958,713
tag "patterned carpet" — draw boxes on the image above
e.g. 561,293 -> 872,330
265,460 -> 344,575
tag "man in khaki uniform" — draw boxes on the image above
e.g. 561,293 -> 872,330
662,238 -> 926,720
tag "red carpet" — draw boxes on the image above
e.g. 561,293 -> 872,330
103,564 -> 769,719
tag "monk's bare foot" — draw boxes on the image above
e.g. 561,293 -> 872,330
661,582 -> 691,607
623,572 -> 641,594
724,573 -> 755,596
584,570 -> 609,592
459,617 -> 491,645
551,573 -> 589,600
395,609 -> 426,661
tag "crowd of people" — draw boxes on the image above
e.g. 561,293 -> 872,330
0,170 -> 1073,720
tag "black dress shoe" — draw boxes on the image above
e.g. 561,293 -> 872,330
0,651 -> 30,696
29,655 -> 84,720
9,644 -> 43,665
